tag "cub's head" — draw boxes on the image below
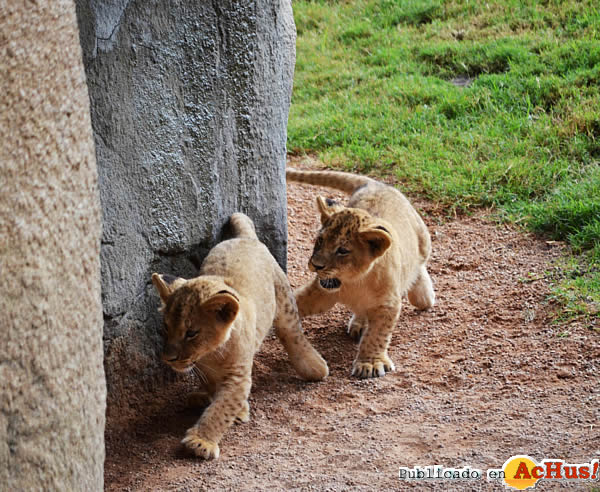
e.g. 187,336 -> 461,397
309,196 -> 393,292
151,274 -> 240,373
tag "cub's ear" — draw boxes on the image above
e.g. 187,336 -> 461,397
202,290 -> 240,325
151,273 -> 185,304
359,225 -> 392,260
316,195 -> 335,224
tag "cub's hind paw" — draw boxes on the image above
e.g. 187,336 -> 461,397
235,401 -> 250,424
347,315 -> 368,342
182,429 -> 220,460
352,355 -> 395,379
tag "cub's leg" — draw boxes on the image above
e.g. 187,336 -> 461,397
294,278 -> 337,318
274,278 -> 329,381
186,391 -> 212,409
181,366 -> 252,459
352,304 -> 400,379
347,314 -> 368,342
407,265 -> 435,310
186,369 -> 216,408
186,392 -> 248,423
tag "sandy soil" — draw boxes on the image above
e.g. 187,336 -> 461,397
105,158 -> 599,491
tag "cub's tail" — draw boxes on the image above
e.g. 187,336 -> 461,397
229,213 -> 257,239
286,168 -> 374,194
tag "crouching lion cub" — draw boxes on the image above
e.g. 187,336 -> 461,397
152,213 -> 328,459
287,168 -> 435,379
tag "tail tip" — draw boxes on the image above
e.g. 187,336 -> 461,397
229,212 -> 257,239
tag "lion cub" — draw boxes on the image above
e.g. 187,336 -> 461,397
287,169 -> 435,379
152,213 -> 328,459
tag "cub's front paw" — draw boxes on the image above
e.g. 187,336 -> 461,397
181,428 -> 220,460
186,391 -> 212,409
289,345 -> 329,382
347,315 -> 368,342
235,400 -> 250,424
352,355 -> 395,379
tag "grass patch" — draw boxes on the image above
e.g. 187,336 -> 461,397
289,0 -> 600,321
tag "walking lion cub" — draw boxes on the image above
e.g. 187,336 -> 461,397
287,168 -> 435,379
152,213 -> 328,459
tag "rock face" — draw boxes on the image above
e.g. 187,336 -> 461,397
0,1 -> 105,490
75,1 -> 296,409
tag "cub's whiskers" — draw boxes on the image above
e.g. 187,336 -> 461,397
192,365 -> 208,385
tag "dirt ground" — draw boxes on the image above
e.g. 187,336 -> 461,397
105,158 -> 599,491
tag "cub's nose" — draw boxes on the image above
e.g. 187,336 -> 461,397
161,345 -> 178,363
310,259 -> 325,271
161,353 -> 178,363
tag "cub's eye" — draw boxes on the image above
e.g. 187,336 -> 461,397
336,247 -> 350,256
315,237 -> 323,248
185,330 -> 199,339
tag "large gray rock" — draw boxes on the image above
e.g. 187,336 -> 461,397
75,0 -> 295,410
0,1 -> 105,489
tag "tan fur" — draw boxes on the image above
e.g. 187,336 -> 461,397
152,213 -> 328,459
287,168 -> 435,379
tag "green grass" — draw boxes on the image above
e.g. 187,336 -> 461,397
289,0 -> 600,320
